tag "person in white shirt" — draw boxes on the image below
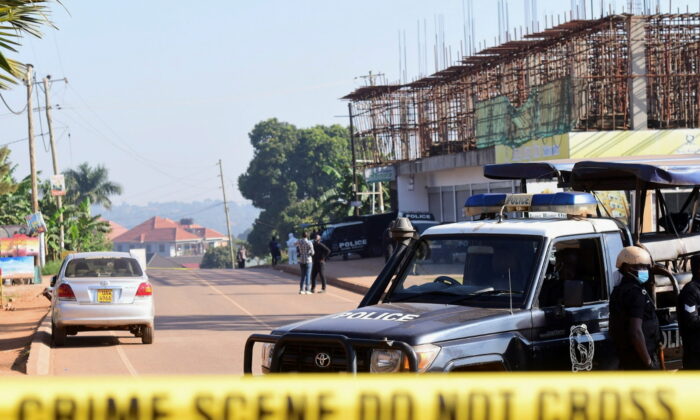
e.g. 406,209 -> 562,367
287,233 -> 298,264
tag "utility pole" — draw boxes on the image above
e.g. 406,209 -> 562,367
43,75 -> 64,252
25,65 -> 38,213
348,103 -> 360,216
217,159 -> 236,269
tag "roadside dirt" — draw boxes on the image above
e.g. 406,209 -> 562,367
0,278 -> 50,375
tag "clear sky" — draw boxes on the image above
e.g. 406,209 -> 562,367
0,0 -> 697,205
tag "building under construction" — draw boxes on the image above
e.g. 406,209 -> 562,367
344,13 -> 700,222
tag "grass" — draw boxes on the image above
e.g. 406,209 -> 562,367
41,260 -> 62,276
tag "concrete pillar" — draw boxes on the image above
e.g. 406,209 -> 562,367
628,16 -> 648,130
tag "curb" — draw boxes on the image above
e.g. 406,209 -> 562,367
26,310 -> 51,376
273,264 -> 370,295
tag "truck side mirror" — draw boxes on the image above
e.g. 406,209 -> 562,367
563,280 -> 584,308
50,275 -> 57,287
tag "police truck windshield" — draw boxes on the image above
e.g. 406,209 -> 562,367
387,235 -> 543,308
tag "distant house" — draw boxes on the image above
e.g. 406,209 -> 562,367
112,216 -> 227,257
102,219 -> 127,241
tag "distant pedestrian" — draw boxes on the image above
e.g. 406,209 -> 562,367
678,255 -> 700,369
311,234 -> 331,293
297,232 -> 314,294
269,236 -> 281,266
236,246 -> 247,269
382,220 -> 397,262
286,233 -> 298,264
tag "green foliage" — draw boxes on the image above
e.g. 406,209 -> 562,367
41,259 -> 62,276
0,155 -> 117,261
0,1 -> 56,89
0,147 -> 17,195
238,119 -> 380,256
200,246 -> 233,269
64,162 -> 123,210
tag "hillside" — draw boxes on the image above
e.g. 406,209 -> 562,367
94,200 -> 259,238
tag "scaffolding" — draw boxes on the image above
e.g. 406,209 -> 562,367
344,13 -> 700,168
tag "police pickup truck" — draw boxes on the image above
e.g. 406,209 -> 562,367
321,211 -> 438,259
244,161 -> 698,373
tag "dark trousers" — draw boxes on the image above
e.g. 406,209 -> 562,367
237,260 -> 245,269
618,351 -> 660,370
311,261 -> 326,291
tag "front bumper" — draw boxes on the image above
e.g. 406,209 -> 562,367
244,332 -> 418,374
53,299 -> 154,328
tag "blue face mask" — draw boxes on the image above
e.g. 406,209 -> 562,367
636,269 -> 650,284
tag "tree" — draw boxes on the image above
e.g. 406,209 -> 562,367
64,162 -> 123,210
238,119 -> 355,256
0,1 -> 56,89
200,246 -> 232,269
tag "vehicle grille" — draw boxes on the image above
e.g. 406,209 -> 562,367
278,342 -> 370,372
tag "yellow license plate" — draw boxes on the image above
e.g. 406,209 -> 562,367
97,289 -> 112,303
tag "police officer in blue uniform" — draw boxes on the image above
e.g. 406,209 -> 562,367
609,246 -> 661,370
678,255 -> 700,369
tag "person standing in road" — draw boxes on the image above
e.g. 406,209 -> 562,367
311,234 -> 331,293
286,233 -> 298,265
678,255 -> 700,369
609,246 -> 661,370
382,221 -> 396,262
236,246 -> 247,269
297,232 -> 314,294
269,236 -> 281,266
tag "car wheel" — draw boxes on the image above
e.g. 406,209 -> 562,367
52,322 -> 66,347
141,325 -> 154,344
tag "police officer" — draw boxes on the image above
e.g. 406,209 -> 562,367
609,246 -> 661,370
678,255 -> 700,369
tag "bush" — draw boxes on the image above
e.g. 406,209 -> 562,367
200,247 -> 233,269
41,259 -> 63,276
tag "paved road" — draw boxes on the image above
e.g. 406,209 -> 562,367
49,268 -> 361,375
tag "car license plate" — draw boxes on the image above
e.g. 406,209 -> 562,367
97,289 -> 112,303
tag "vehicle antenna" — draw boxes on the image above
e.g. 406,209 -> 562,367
508,268 -> 513,315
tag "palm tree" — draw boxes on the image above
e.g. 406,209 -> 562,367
64,162 -> 123,210
0,1 -> 56,89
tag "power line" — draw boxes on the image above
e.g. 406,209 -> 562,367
33,74 -> 49,153
0,93 -> 27,115
66,84 -> 210,172
0,128 -> 65,148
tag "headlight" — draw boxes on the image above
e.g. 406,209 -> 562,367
370,344 -> 441,373
370,349 -> 403,373
261,343 -> 275,370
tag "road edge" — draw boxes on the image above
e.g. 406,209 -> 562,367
26,311 -> 51,376
274,265 -> 369,295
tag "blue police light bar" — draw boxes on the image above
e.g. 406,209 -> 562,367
464,192 -> 598,217
464,193 -> 507,216
530,192 -> 597,216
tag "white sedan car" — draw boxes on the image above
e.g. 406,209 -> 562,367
49,252 -> 155,346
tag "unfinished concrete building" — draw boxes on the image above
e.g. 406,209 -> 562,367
345,13 -> 700,221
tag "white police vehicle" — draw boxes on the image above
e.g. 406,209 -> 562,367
245,161 -> 696,372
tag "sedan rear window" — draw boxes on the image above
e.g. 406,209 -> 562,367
64,258 -> 143,278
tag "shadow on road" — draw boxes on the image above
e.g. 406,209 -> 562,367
56,335 -> 120,348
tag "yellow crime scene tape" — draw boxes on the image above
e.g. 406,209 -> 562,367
0,373 -> 694,420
